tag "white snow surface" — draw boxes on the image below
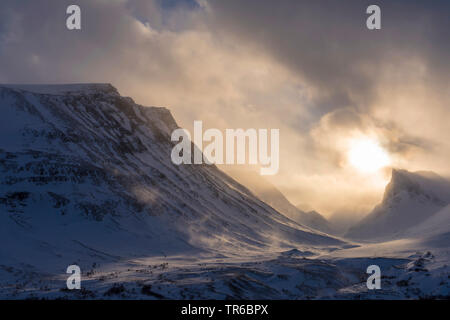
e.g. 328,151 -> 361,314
346,169 -> 450,241
0,84 -> 449,299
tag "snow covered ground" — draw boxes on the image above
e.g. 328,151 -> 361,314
0,84 -> 448,299
1,243 -> 448,299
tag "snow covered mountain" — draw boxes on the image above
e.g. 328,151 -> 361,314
1,85 -> 449,299
225,168 -> 335,234
403,204 -> 450,247
298,209 -> 335,235
0,83 -> 344,273
346,169 -> 450,241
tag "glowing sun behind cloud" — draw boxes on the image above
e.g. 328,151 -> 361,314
347,138 -> 391,173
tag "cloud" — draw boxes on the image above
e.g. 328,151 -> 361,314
0,0 -> 448,218
206,0 -> 450,115
202,0 -> 450,214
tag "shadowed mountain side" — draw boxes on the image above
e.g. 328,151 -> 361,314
346,169 -> 450,241
0,84 -> 346,274
225,168 -> 335,235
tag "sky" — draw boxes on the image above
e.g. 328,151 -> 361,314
0,0 -> 449,219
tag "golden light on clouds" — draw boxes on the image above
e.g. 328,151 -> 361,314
347,138 -> 391,173
1,0 -> 448,222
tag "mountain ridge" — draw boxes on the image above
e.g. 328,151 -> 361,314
2,84 -> 450,300
224,168 -> 335,234
346,168 -> 450,240
0,83 -> 345,274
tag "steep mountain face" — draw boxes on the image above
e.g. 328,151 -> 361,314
346,169 -> 450,240
301,210 -> 334,234
0,84 -> 344,272
405,204 -> 450,247
225,168 -> 334,234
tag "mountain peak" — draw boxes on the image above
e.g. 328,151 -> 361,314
385,168 -> 422,199
384,168 -> 449,204
0,82 -> 343,262
346,168 -> 450,240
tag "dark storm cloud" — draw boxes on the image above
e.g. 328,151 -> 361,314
0,0 -> 122,82
207,0 -> 450,118
1,0 -> 448,103
0,0 -> 197,83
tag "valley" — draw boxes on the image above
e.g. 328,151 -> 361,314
0,84 -> 449,299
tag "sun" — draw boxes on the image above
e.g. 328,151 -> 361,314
347,138 -> 390,173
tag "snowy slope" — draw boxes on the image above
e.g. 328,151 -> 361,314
327,203 -> 450,299
225,168 -> 335,234
0,84 -> 345,276
299,210 -> 334,235
1,85 -> 449,300
404,204 -> 450,247
346,169 -> 450,241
